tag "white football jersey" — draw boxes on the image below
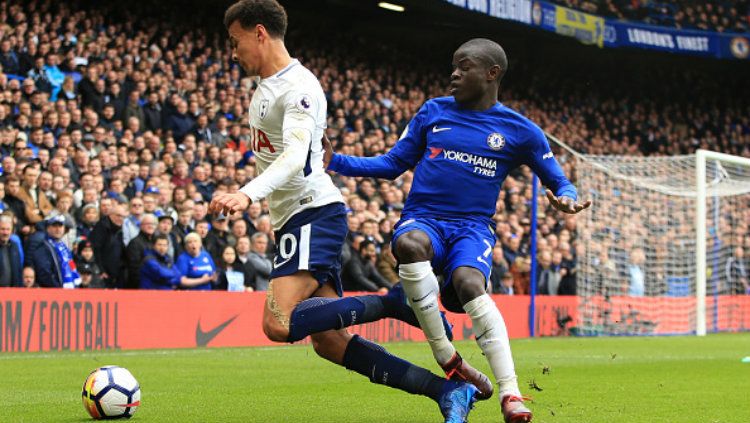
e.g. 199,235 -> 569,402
240,59 -> 343,229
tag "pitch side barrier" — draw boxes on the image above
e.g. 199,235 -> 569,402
0,289 -> 747,353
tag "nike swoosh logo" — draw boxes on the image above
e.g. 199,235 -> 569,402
195,315 -> 239,347
432,126 -> 451,133
410,292 -> 431,303
475,329 -> 491,341
273,256 -> 292,269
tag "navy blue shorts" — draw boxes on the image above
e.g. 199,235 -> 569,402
271,203 -> 348,297
392,217 -> 496,313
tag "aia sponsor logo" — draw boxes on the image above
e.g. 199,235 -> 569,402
249,127 -> 276,153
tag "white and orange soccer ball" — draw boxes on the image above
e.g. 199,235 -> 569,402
82,365 -> 141,419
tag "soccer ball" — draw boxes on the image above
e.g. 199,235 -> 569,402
82,365 -> 141,419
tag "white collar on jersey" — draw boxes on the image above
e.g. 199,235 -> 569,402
266,59 -> 299,80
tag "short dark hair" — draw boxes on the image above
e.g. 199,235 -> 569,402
458,38 -> 509,82
359,239 -> 374,253
153,234 -> 169,244
224,0 -> 288,39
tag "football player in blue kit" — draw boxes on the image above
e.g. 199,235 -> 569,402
324,38 -> 591,422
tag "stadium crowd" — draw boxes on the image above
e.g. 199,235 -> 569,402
551,0 -> 750,33
0,0 -> 747,295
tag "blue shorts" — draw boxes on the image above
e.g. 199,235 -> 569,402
271,203 -> 348,297
392,217 -> 496,313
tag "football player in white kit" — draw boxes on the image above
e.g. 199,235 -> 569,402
210,1 -> 479,421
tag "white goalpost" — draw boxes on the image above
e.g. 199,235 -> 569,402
546,134 -> 750,336
695,149 -> 750,336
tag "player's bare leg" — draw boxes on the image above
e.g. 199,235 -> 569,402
395,230 -> 494,400
262,271 -> 478,422
453,266 -> 532,423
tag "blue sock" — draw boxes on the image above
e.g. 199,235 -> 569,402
287,297 -> 367,342
343,335 -> 445,402
287,294 -> 453,342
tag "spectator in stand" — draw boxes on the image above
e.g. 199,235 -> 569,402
168,100 -> 194,142
627,247 -> 646,296
495,273 -> 515,295
489,243 -> 510,294
16,165 -> 52,226
4,177 -> 28,230
75,240 -> 104,289
254,215 -> 275,255
726,246 -> 749,294
342,239 -> 392,293
192,166 -> 215,202
22,266 -> 37,288
90,204 -> 127,288
143,92 -> 164,133
377,242 -> 399,284
510,256 -> 531,295
503,233 -> 522,266
235,235 -> 252,264
125,213 -> 158,289
77,204 -> 99,241
171,160 -> 192,188
216,245 -> 255,291
228,218 -> 248,247
0,214 -> 23,286
141,234 -> 214,290
172,204 -> 194,246
537,250 -> 562,295
246,232 -> 272,291
48,190 -> 77,248
156,215 -> 181,260
557,243 -> 578,295
27,215 -> 80,288
140,234 -> 182,290
175,232 -> 216,291
122,197 -> 145,246
204,213 -> 230,264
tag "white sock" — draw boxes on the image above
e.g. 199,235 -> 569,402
463,294 -> 521,398
399,261 -> 456,365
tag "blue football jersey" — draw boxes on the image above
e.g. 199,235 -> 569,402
329,96 -> 577,225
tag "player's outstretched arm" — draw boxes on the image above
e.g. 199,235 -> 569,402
524,127 -> 591,214
210,139 -> 308,216
323,134 -> 415,180
323,103 -> 430,179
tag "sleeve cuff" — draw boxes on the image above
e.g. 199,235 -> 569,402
238,186 -> 259,204
557,187 -> 578,202
328,153 -> 342,172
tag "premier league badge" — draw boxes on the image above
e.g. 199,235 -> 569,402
487,133 -> 505,150
295,94 -> 313,113
259,99 -> 270,119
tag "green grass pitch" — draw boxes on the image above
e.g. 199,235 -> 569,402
1,334 -> 749,422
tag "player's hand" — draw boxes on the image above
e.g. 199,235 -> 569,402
209,192 -> 251,216
322,134 -> 333,169
545,189 -> 591,214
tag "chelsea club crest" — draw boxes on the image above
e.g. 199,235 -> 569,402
487,133 -> 505,150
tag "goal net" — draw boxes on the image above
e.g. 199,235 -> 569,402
568,149 -> 750,336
